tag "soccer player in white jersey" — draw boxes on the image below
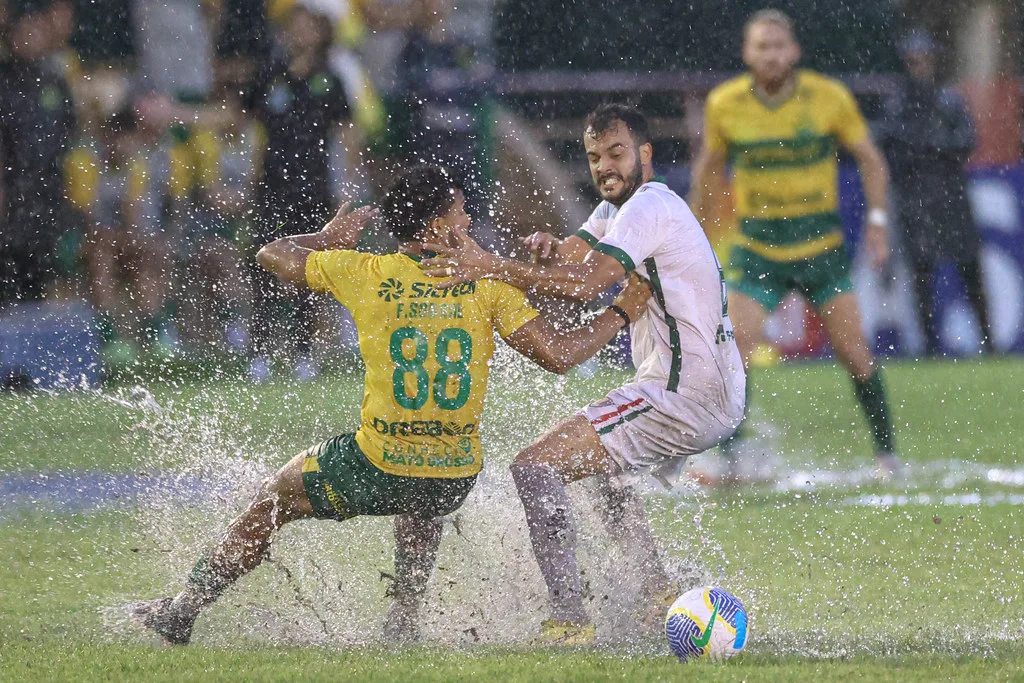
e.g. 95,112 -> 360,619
423,103 -> 746,643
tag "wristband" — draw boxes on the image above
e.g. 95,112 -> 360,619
608,304 -> 631,327
867,208 -> 889,229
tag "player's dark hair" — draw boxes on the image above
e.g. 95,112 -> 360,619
584,103 -> 651,147
744,8 -> 796,41
382,165 -> 462,243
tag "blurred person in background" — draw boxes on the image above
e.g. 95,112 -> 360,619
110,92 -> 210,355
0,0 -> 76,307
880,30 -> 994,356
179,63 -> 257,355
689,8 -> 899,482
77,107 -> 146,365
133,0 -> 216,103
244,0 -> 354,382
390,0 -> 481,181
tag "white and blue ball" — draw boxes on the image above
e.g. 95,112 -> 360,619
665,586 -> 748,662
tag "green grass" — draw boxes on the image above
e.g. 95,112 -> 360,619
1,358 -> 1023,680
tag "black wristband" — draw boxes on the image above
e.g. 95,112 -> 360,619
608,304 -> 631,327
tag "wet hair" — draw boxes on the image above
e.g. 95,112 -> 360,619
744,8 -> 796,41
583,103 -> 651,147
381,165 -> 462,243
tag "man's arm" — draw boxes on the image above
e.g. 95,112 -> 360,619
256,202 -> 377,287
688,143 -> 729,226
423,227 -> 626,304
504,274 -> 651,374
846,135 -> 892,267
520,232 -> 592,265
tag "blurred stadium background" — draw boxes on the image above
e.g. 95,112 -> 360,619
0,0 -> 1022,387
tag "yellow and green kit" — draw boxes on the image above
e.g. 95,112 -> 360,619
301,249 -> 538,519
704,70 -> 870,310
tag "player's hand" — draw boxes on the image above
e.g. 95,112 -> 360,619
520,232 -> 561,263
864,219 -> 890,269
612,273 -> 653,323
318,202 -> 378,250
422,226 -> 502,287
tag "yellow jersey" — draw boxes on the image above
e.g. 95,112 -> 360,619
306,250 -> 539,479
704,70 -> 870,261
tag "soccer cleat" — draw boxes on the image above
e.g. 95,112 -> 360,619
131,597 -> 194,646
634,586 -> 679,633
875,452 -> 905,483
536,619 -> 596,646
382,602 -> 421,644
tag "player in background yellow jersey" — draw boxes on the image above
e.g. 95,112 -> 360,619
689,9 -> 899,481
132,165 -> 652,645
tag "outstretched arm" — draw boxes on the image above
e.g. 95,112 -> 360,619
256,203 -> 377,287
422,227 -> 625,304
505,274 -> 651,374
688,142 -> 729,227
520,232 -> 592,265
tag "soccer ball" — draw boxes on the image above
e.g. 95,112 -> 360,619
664,586 -> 748,662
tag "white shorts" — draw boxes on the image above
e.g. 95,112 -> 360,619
580,381 -> 741,488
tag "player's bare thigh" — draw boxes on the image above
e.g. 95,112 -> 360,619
513,415 -> 616,484
817,291 -> 876,381
727,290 -> 769,368
252,450 -> 316,522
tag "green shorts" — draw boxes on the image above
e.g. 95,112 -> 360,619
728,244 -> 854,312
301,434 -> 477,521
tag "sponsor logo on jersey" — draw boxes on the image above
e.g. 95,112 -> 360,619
378,277 -> 405,301
409,281 -> 476,299
372,417 -> 476,437
381,440 -> 477,469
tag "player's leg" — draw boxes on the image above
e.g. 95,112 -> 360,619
957,255 -> 995,353
716,290 -> 767,474
592,475 -> 680,628
510,415 -> 615,633
817,292 -> 899,474
135,450 -> 315,644
383,514 -> 444,643
728,290 -> 771,370
907,253 -> 939,356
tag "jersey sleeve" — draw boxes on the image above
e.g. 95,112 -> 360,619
486,280 -> 540,340
305,249 -> 375,308
574,203 -> 611,247
702,91 -> 729,154
592,190 -> 666,274
832,81 -> 870,148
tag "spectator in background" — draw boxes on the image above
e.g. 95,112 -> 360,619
77,107 -> 145,365
115,92 -> 208,354
179,64 -> 256,355
245,0 -> 353,382
133,0 -> 216,102
392,0 -> 478,171
881,30 -> 994,356
0,0 -> 76,307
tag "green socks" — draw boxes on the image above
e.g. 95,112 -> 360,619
853,370 -> 896,454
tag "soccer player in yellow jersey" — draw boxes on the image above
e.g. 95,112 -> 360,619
133,165 -> 652,645
689,9 -> 899,479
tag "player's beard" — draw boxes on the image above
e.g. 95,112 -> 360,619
596,152 -> 644,207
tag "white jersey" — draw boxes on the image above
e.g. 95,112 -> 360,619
576,181 -> 745,423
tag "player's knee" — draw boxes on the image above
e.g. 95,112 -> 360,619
253,472 -> 306,521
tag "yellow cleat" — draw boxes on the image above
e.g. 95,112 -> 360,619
635,586 -> 679,633
536,619 -> 596,646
